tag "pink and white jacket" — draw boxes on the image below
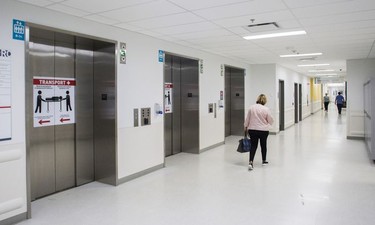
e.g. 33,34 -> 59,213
244,103 -> 274,131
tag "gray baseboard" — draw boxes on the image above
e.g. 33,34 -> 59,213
0,212 -> 27,225
117,163 -> 164,185
347,136 -> 365,140
199,142 -> 224,153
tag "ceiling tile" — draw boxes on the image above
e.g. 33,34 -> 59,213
114,23 -> 144,31
61,0 -> 155,13
127,12 -> 204,29
84,14 -> 121,25
167,0 -> 249,10
154,21 -> 220,35
299,10 -> 375,27
135,30 -> 164,38
17,0 -> 53,7
213,10 -> 295,27
187,37 -> 247,47
283,0 -> 351,9
306,20 -> 375,33
46,4 -> 90,17
193,0 -> 287,20
99,0 -> 186,22
291,0 -> 375,19
169,29 -> 235,40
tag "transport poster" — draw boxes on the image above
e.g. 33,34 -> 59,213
164,83 -> 173,113
33,76 -> 75,127
0,48 -> 12,141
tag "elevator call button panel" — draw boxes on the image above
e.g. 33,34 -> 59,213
141,107 -> 151,126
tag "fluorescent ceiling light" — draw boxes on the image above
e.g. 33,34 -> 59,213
280,53 -> 322,57
308,69 -> 334,72
316,73 -> 337,76
298,63 -> 330,67
243,30 -> 306,40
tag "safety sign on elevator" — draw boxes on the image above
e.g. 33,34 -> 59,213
33,76 -> 75,127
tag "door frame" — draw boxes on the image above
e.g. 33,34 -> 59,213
224,65 -> 246,137
294,83 -> 298,123
25,23 -> 118,218
279,80 -> 285,131
163,52 -> 200,157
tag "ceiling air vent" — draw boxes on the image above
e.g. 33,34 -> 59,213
244,22 -> 279,33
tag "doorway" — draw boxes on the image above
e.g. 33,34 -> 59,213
225,66 -> 245,137
164,54 -> 199,157
279,80 -> 285,131
299,83 -> 302,121
26,26 -> 117,201
294,83 -> 298,123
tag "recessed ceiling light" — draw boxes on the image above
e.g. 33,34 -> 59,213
280,53 -> 322,57
243,30 -> 306,40
298,63 -> 330,67
308,69 -> 334,72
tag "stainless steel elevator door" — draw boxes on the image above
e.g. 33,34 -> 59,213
164,55 -> 173,157
75,37 -> 94,186
28,29 -> 56,199
171,56 -> 182,156
54,33 -> 76,192
164,54 -> 199,156
93,41 -> 116,185
180,57 -> 199,154
225,67 -> 245,137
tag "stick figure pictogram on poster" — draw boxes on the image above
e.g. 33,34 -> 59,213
62,91 -> 72,111
34,90 -> 46,113
165,91 -> 171,105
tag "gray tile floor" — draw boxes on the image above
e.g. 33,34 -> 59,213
18,108 -> 375,225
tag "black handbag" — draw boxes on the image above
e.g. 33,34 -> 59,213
237,132 -> 251,153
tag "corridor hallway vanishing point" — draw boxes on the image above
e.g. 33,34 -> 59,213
18,107 -> 375,225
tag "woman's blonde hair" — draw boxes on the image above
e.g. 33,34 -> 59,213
256,94 -> 267,105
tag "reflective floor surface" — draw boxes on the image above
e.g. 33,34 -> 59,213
17,108 -> 375,225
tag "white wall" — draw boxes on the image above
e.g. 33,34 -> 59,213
276,65 -> 311,130
346,58 -> 375,138
248,64 -> 277,132
247,64 -> 311,133
0,0 -> 252,222
0,1 -> 27,222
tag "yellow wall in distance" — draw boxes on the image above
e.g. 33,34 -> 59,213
310,78 -> 322,101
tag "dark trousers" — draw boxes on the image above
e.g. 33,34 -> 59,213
248,129 -> 269,162
337,103 -> 343,114
324,102 -> 329,111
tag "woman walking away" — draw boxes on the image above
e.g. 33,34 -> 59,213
324,93 -> 330,111
244,94 -> 274,171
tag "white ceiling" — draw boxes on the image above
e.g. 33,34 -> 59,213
17,0 -> 375,78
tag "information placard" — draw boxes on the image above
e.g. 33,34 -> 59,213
164,83 -> 173,113
33,76 -> 75,127
0,48 -> 12,141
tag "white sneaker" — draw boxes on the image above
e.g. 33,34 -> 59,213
248,163 -> 253,170
262,161 -> 269,166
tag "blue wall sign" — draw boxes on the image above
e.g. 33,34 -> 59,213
158,50 -> 164,63
13,19 -> 25,41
